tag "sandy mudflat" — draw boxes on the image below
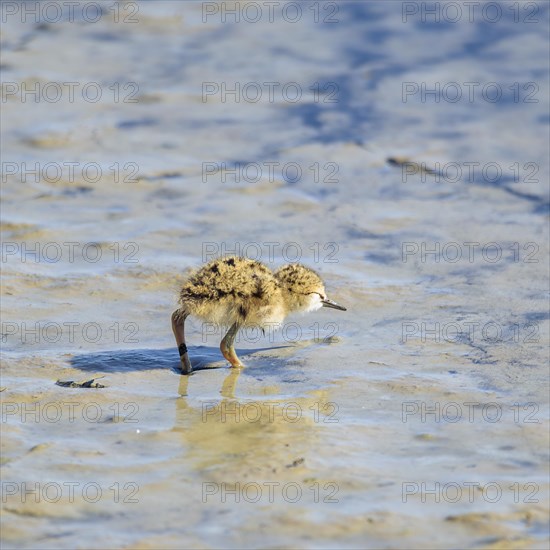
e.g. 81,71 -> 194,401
1,1 -> 549,549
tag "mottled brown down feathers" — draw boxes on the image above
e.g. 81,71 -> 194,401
175,256 -> 328,328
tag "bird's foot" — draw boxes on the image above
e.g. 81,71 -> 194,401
179,350 -> 193,375
220,343 -> 244,368
225,354 -> 244,368
180,363 -> 192,375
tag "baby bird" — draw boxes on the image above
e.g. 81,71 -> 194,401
171,256 -> 346,374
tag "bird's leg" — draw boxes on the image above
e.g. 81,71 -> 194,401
220,368 -> 242,398
220,322 -> 244,368
172,310 -> 192,374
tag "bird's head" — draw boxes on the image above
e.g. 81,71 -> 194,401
274,264 -> 346,314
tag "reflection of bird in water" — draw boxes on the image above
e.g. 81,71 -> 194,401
171,256 -> 346,374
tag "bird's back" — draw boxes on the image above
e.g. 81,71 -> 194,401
179,256 -> 284,327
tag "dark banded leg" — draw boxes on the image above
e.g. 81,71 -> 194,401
220,322 -> 244,368
172,310 -> 192,374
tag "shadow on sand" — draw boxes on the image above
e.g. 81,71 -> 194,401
70,345 -> 292,375
70,345 -> 296,397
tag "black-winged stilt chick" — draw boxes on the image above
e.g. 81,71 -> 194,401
171,256 -> 346,374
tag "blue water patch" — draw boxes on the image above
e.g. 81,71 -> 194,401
117,118 -> 158,129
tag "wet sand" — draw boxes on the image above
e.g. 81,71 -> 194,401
1,1 -> 549,549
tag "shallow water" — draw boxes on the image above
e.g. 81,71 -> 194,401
1,1 -> 549,548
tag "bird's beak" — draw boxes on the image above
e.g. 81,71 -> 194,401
321,298 -> 347,311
